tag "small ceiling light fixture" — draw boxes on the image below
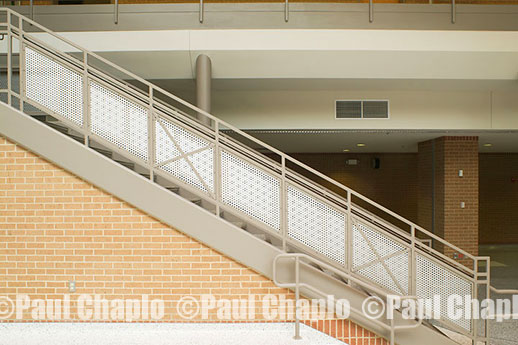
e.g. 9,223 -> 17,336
343,149 -> 350,152
483,143 -> 492,147
356,143 -> 366,147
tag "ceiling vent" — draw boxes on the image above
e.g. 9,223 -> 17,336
335,100 -> 389,119
336,100 -> 362,119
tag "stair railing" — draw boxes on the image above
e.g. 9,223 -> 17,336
0,7 -> 504,343
273,253 -> 423,345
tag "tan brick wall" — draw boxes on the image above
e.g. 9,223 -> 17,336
0,136 -> 387,345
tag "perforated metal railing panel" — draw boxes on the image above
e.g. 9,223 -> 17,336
25,47 -> 84,126
14,21 -> 485,338
416,253 -> 473,332
287,184 -> 346,265
221,150 -> 281,230
352,219 -> 410,295
155,116 -> 214,194
90,80 -> 148,161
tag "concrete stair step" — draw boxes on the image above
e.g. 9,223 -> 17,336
90,147 -> 112,158
139,173 -> 158,183
46,121 -> 69,134
252,233 -> 268,241
68,134 -> 84,143
321,268 -> 347,283
114,160 -> 135,169
189,197 -> 202,206
31,114 -> 54,122
230,221 -> 246,229
165,186 -> 180,193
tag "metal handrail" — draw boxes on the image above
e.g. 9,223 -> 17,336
9,5 -> 477,265
6,1 -> 491,26
114,0 -> 119,24
490,287 -> 518,295
0,8 -> 493,341
273,253 -> 423,345
285,0 -> 289,22
0,7 -> 483,269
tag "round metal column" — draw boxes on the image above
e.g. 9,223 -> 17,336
195,54 -> 212,127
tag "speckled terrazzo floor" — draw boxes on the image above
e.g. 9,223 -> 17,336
0,322 -> 345,345
480,245 -> 518,345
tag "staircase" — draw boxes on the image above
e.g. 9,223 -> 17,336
0,7 -> 512,345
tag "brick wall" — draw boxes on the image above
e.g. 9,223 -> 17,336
417,137 -> 479,257
417,140 -> 434,232
0,136 -> 387,345
440,137 -> 479,256
479,153 -> 518,245
293,142 -> 487,256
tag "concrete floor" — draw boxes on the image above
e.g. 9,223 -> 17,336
479,245 -> 518,345
0,322 -> 343,345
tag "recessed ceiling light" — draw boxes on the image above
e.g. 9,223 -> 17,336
356,143 -> 366,147
483,143 -> 492,147
343,149 -> 350,152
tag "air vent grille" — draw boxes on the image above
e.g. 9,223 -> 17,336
335,100 -> 389,119
336,101 -> 361,119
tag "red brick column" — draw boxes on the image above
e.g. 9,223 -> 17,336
417,136 -> 479,257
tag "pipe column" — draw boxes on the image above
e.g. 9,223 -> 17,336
195,54 -> 212,127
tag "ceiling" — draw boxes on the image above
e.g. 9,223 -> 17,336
23,28 -> 518,81
147,78 -> 518,153
150,78 -> 518,93
239,129 -> 518,153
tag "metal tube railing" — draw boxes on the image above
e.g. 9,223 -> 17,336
199,0 -> 204,23
285,0 -> 289,23
0,6 -> 483,272
369,0 -> 373,23
0,8 -> 497,341
114,0 -> 119,24
273,253 -> 423,345
451,0 -> 456,24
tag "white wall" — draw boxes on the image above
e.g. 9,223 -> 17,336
211,89 -> 518,130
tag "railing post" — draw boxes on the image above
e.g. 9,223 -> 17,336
410,225 -> 416,295
7,12 -> 11,106
114,0 -> 119,25
472,260 -> 478,345
294,256 -> 301,340
346,190 -> 352,272
83,51 -> 90,147
281,156 -> 287,251
19,17 -> 25,113
214,121 -> 221,217
390,317 -> 395,345
148,87 -> 155,182
485,258 -> 491,344
199,0 -> 204,23
29,0 -> 33,20
285,0 -> 289,23
369,0 -> 373,23
451,0 -> 456,24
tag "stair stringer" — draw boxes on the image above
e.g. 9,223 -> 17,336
0,102 -> 457,345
